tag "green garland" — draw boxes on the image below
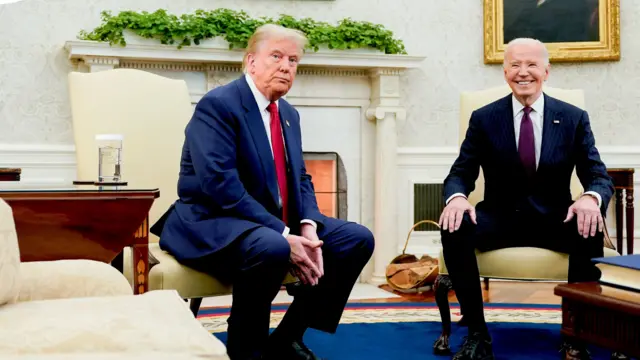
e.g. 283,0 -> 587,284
77,9 -> 407,55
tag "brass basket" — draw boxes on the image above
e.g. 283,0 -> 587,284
385,220 -> 440,293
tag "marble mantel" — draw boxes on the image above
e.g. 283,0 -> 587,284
64,39 -> 426,284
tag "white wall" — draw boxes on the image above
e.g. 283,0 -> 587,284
1,0 -> 640,147
1,0 -> 639,258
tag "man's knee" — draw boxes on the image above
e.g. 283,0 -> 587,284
440,213 -> 475,238
356,224 -> 375,258
339,223 -> 375,259
248,227 -> 291,266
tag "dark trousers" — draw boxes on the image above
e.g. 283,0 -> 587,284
184,217 -> 374,359
440,207 -> 604,334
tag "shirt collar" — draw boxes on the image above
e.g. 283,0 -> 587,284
512,92 -> 544,117
245,73 -> 278,112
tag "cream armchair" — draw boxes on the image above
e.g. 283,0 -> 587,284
431,85 -> 619,354
67,69 -> 232,315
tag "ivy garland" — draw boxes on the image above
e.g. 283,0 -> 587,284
77,9 -> 407,54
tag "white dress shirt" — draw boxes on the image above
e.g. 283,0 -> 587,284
446,94 -> 602,207
245,74 -> 317,237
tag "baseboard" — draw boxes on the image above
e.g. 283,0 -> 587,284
0,144 -> 76,188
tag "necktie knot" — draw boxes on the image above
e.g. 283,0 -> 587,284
268,101 -> 277,115
523,106 -> 532,116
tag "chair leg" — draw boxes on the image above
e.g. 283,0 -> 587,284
190,297 -> 203,317
433,274 -> 453,355
484,277 -> 490,291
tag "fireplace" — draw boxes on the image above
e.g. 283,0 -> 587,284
304,152 -> 347,220
64,39 -> 425,284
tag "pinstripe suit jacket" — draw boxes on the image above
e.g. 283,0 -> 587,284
443,93 -> 614,217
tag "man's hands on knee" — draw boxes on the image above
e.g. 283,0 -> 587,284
439,196 -> 476,233
564,195 -> 604,238
286,230 -> 323,286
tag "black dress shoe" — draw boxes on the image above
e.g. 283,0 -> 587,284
560,341 -> 591,360
263,340 -> 324,360
452,332 -> 495,360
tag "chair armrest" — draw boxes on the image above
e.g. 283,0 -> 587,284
17,259 -> 133,302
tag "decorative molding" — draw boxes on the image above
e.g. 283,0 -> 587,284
365,106 -> 407,121
369,68 -> 404,76
206,64 -> 241,73
81,56 -> 120,66
64,41 -> 426,70
120,61 -> 204,72
0,144 -> 76,188
297,68 -> 368,77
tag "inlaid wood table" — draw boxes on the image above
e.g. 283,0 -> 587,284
555,282 -> 640,359
0,185 -> 159,295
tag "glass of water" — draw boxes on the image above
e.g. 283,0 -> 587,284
96,134 -> 123,183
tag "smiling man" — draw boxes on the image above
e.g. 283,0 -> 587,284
437,38 -> 613,360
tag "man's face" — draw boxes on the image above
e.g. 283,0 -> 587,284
503,43 -> 549,105
247,37 -> 301,101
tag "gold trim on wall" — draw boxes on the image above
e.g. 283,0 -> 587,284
484,0 -> 620,64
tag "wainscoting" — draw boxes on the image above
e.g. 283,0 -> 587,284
397,146 -> 640,257
2,143 -> 639,259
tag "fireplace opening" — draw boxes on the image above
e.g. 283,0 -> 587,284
303,152 -> 347,221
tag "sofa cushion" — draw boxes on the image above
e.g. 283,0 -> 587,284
18,259 -> 132,302
438,246 -> 620,280
0,290 -> 227,359
0,199 -> 20,306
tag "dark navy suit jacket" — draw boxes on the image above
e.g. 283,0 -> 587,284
443,93 -> 613,218
152,76 -> 326,261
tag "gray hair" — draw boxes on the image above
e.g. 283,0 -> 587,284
242,24 -> 308,72
503,38 -> 550,66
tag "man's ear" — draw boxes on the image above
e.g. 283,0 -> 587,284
246,53 -> 256,71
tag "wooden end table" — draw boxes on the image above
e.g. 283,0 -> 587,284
554,282 -> 640,359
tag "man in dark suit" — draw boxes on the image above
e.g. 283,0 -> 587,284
152,24 -> 374,360
439,38 -> 613,359
503,0 -> 599,44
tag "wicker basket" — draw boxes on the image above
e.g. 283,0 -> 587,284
385,220 -> 440,293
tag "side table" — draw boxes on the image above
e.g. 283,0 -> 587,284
554,282 -> 640,359
607,168 -> 634,255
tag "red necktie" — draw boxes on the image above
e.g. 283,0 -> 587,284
518,106 -> 536,178
267,102 -> 288,224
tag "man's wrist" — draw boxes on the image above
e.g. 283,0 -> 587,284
582,191 -> 602,208
446,193 -> 467,205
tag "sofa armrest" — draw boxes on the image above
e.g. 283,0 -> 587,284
17,259 -> 133,302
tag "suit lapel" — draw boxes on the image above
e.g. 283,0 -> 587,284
237,76 -> 280,206
279,104 -> 300,187
538,93 -> 560,170
496,95 -> 522,167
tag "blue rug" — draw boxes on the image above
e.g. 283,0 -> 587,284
198,302 -> 613,359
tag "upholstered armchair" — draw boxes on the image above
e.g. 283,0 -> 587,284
67,69 -> 232,315
432,85 -> 620,354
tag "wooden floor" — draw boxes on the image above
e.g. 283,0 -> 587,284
362,280 -> 562,305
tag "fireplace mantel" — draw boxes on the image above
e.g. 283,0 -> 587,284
63,39 -> 426,285
64,40 -> 425,71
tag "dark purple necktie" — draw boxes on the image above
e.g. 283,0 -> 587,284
519,106 -> 536,177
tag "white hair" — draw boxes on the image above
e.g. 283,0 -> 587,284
242,24 -> 308,72
503,38 -> 549,66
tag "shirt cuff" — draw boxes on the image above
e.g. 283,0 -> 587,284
582,191 -> 602,208
282,225 -> 290,238
300,219 -> 317,229
446,193 -> 467,205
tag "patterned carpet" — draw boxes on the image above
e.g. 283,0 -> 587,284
197,302 -> 562,333
197,302 -> 612,359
